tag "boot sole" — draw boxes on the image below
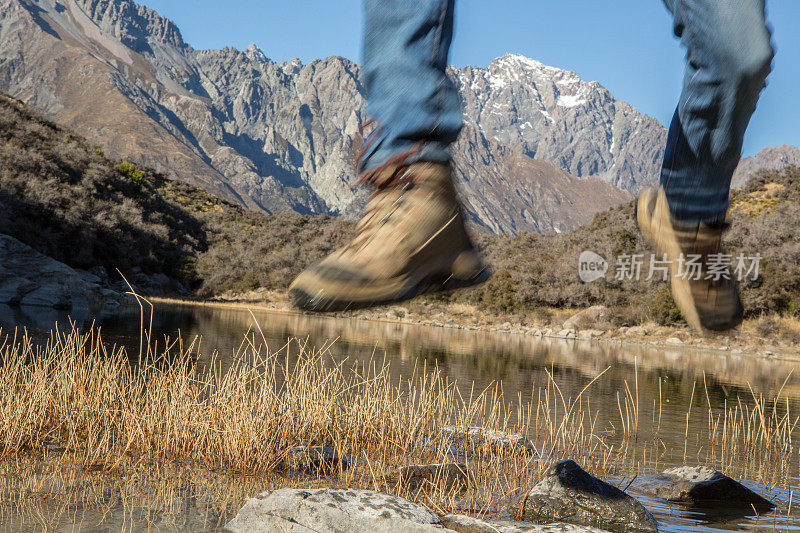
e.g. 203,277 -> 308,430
289,263 -> 492,313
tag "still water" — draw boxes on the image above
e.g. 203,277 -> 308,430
1,301 -> 800,532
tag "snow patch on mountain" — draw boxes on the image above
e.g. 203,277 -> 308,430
557,94 -> 586,108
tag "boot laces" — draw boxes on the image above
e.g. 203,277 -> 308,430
345,120 -> 425,252
345,175 -> 416,252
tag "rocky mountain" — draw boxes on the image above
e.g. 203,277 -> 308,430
0,0 -> 664,234
732,145 -> 800,188
454,54 -> 665,192
451,128 -> 631,234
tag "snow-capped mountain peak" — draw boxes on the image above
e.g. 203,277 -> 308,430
456,53 -> 665,191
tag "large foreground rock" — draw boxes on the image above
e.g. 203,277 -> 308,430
629,465 -> 774,509
225,488 -> 449,532
0,234 -> 116,309
441,514 -> 611,532
516,461 -> 657,533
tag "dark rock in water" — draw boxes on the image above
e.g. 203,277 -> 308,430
225,488 -> 448,532
441,514 -> 611,532
282,445 -> 356,475
516,460 -> 657,533
629,465 -> 774,509
386,463 -> 474,491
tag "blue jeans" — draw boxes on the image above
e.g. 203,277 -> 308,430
361,0 -> 773,225
361,0 -> 461,171
660,0 -> 773,224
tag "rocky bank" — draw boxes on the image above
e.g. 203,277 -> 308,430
0,233 -> 123,310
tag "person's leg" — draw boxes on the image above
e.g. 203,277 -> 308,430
360,0 -> 462,173
638,0 -> 773,332
660,0 -> 774,225
289,0 -> 488,312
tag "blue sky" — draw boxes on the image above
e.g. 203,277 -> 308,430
140,0 -> 798,157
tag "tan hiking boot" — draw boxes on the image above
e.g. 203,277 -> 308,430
636,187 -> 743,332
289,161 -> 490,311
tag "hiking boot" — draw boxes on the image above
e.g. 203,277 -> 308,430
636,187 -> 743,332
289,161 -> 490,312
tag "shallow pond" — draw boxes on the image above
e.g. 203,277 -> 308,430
1,301 -> 799,532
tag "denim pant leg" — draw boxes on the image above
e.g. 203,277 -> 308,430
361,0 -> 462,172
660,0 -> 774,225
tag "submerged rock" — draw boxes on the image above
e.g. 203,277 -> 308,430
442,426 -> 536,454
516,460 -> 657,533
225,488 -> 448,533
386,463 -> 474,491
441,514 -> 612,532
629,465 -> 774,509
282,446 -> 356,475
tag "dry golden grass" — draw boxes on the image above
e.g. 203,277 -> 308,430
0,323 -> 798,529
0,324 -> 614,523
742,313 -> 800,345
729,182 -> 786,216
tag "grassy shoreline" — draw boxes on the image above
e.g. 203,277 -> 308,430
0,325 -> 609,525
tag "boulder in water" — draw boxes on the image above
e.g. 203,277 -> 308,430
515,460 -> 657,533
628,465 -> 774,509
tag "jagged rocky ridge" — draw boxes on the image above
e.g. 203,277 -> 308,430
0,0 -> 666,233
732,145 -> 800,188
